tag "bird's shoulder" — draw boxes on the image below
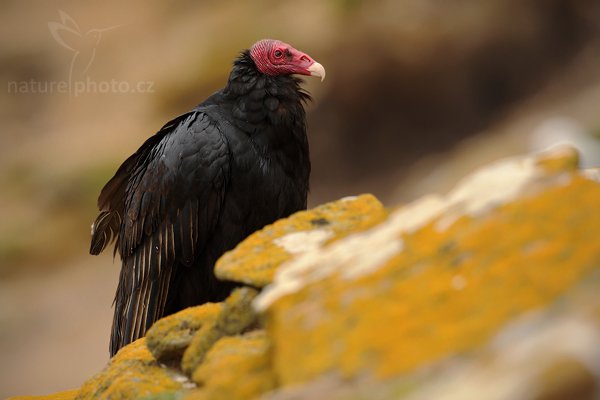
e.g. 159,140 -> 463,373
148,109 -> 231,174
90,108 -> 233,257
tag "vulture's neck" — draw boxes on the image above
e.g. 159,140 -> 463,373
223,51 -> 311,130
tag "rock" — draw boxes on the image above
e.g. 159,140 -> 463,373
188,330 -> 275,399
181,287 -> 259,376
255,146 -> 600,388
397,280 -> 600,400
214,194 -> 386,287
146,302 -> 222,362
76,338 -> 185,399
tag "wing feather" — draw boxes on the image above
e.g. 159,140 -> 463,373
92,111 -> 231,356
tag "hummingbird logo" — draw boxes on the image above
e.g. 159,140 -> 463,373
48,10 -> 122,83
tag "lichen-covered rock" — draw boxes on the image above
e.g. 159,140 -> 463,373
146,302 -> 222,362
256,146 -> 600,388
76,338 -> 185,399
214,194 -> 386,287
181,287 -> 259,376
263,278 -> 600,400
399,277 -> 600,400
186,330 -> 275,399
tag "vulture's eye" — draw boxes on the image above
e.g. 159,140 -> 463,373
274,49 -> 283,59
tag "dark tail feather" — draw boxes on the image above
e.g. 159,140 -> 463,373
90,210 -> 121,255
109,237 -> 174,357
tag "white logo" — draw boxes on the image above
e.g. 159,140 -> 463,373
7,11 -> 153,96
48,10 -> 122,80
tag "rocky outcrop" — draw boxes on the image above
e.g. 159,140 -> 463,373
14,146 -> 600,399
214,193 -> 387,287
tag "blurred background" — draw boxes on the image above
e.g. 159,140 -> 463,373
1,0 -> 600,396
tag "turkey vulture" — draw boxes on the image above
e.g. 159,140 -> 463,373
90,39 -> 325,356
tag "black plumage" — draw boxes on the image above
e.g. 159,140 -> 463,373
90,40 -> 324,356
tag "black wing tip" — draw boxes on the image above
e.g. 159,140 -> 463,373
109,324 -> 126,357
90,211 -> 121,255
89,241 -> 104,255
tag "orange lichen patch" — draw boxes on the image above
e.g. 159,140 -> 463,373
77,338 -> 183,399
182,287 -> 258,375
8,389 -> 79,400
110,336 -> 155,364
266,175 -> 600,385
145,302 -> 222,361
214,194 -> 386,287
189,330 -> 275,399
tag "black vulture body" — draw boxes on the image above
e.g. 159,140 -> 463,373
90,50 -> 311,356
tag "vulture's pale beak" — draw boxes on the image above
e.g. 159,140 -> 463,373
307,62 -> 326,82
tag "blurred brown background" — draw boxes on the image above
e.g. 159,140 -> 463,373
1,0 -> 600,397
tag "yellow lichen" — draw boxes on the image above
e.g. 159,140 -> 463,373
534,145 -> 579,173
146,302 -> 222,361
181,287 -> 258,375
76,338 -> 182,400
188,330 -> 275,399
267,175 -> 600,385
215,194 -> 387,287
